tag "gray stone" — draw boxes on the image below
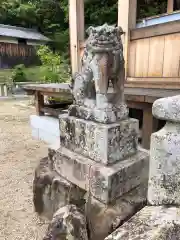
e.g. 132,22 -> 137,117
59,114 -> 138,165
105,206 -> 180,240
48,141 -> 60,170
148,121 -> 180,205
43,205 -> 88,240
152,95 -> 180,122
53,147 -> 149,203
33,156 -> 86,220
68,103 -> 129,124
86,183 -> 147,240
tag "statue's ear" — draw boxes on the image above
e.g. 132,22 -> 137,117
86,26 -> 94,35
117,26 -> 124,35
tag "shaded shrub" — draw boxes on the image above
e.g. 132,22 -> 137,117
11,64 -> 27,83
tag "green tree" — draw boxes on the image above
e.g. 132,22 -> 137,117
0,0 -> 167,63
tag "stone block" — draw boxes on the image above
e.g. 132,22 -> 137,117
105,206 -> 180,240
53,147 -> 149,203
148,122 -> 180,205
59,114 -> 138,165
86,183 -> 147,240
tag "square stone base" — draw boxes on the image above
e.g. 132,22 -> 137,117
105,206 -> 180,240
52,146 -> 149,203
59,114 -> 139,165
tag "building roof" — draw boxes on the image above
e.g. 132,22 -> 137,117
0,24 -> 50,42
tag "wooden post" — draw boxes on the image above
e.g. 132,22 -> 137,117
69,0 -> 85,74
118,0 -> 137,79
4,84 -> 8,96
142,107 -> 158,149
35,91 -> 44,116
167,0 -> 174,13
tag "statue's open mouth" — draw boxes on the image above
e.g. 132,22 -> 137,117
93,39 -> 115,47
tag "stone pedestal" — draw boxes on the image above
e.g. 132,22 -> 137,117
47,112 -> 149,239
60,114 -> 139,165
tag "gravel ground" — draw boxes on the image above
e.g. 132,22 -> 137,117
0,100 -> 49,240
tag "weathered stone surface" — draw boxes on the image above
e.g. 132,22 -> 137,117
68,103 -> 128,124
152,95 -> 180,122
86,183 -> 147,240
33,156 -> 86,220
148,121 -> 180,205
53,147 -> 149,203
43,204 -> 88,240
59,114 -> 138,165
48,141 -> 60,170
105,206 -> 180,240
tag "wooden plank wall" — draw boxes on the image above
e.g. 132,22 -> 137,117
128,32 -> 180,79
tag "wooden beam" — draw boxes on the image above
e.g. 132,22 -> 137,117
167,0 -> 174,13
118,0 -> 137,78
142,107 -> 158,150
131,20 -> 180,40
69,0 -> 84,74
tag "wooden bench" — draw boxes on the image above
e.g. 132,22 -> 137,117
23,83 -> 180,150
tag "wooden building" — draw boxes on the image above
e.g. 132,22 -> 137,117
0,24 -> 50,69
69,0 -> 180,149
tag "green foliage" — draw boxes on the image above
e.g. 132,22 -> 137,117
0,0 -> 168,77
137,0 -> 167,19
11,64 -> 27,83
37,45 -> 70,83
37,45 -> 61,71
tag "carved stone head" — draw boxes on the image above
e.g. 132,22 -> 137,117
86,23 -> 124,52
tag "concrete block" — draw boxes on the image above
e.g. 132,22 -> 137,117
30,115 -> 60,145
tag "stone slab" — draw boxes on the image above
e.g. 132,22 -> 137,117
86,183 -> 147,240
148,122 -> 180,205
59,114 -> 138,165
53,146 -> 149,203
105,206 -> 180,240
68,103 -> 129,124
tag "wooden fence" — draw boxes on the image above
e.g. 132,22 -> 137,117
0,82 -> 36,97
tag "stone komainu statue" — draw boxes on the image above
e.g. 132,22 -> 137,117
70,23 -> 128,123
71,23 -> 125,107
